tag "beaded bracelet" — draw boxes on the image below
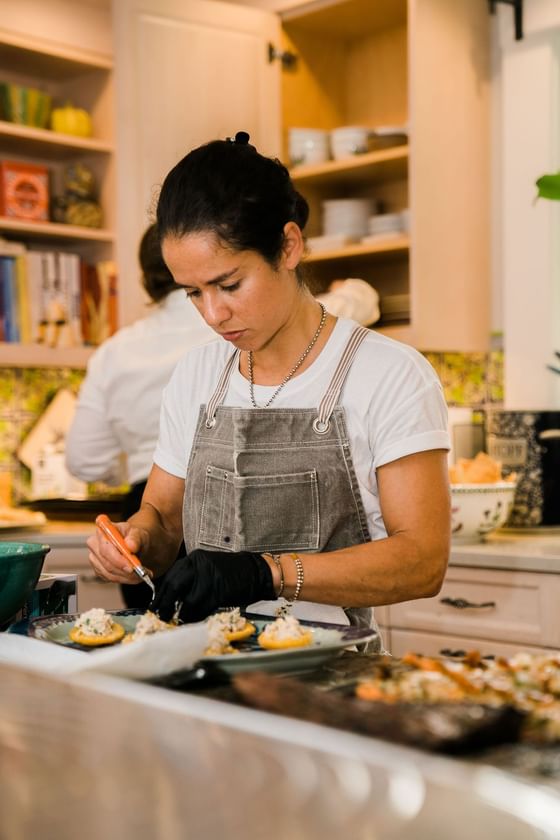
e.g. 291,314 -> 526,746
288,552 -> 304,603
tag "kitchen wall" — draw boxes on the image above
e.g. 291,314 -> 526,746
0,347 -> 504,503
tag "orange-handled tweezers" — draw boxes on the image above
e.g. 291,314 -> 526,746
95,514 -> 155,600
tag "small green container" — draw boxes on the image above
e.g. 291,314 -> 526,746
0,542 -> 50,628
0,82 -> 52,128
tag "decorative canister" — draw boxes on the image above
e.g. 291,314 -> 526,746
485,410 -> 560,527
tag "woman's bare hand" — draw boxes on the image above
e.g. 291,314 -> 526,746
87,521 -> 151,585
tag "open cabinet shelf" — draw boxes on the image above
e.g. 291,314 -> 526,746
0,342 -> 94,368
290,145 -> 408,188
305,235 -> 409,263
0,120 -> 113,159
0,29 -> 116,369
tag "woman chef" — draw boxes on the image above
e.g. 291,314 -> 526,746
86,132 -> 451,650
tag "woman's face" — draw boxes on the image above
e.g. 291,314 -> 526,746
162,226 -> 304,351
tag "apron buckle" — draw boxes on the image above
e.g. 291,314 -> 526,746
312,418 -> 330,435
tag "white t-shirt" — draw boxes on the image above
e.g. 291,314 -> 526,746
66,290 -> 215,485
155,317 -> 449,540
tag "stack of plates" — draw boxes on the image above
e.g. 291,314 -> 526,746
322,198 -> 374,238
361,210 -> 408,245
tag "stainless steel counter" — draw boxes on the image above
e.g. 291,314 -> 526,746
1,658 -> 560,839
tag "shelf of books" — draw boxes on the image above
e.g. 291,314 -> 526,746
0,31 -> 116,369
0,238 -> 117,368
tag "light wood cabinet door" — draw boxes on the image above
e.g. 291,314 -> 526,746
114,0 -> 282,326
388,566 -> 560,649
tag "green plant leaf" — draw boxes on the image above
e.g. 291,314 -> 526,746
535,172 -> 560,201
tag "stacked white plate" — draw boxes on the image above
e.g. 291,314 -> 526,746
322,198 -> 374,238
361,210 -> 407,244
288,128 -> 329,166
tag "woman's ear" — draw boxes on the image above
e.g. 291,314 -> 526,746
282,221 -> 305,270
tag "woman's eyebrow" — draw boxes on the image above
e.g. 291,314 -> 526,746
188,268 -> 239,289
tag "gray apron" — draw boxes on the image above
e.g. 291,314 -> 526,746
182,324 -> 382,650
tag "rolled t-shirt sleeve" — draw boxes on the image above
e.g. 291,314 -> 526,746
370,372 -> 450,470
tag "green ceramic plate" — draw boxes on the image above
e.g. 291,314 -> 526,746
28,609 -> 142,650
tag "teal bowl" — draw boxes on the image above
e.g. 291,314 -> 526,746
0,542 -> 50,628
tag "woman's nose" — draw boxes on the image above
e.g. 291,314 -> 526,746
202,295 -> 230,327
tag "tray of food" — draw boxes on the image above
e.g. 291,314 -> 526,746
231,648 -> 560,754
27,606 -> 378,676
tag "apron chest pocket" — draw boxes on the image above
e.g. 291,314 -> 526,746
198,465 -> 320,552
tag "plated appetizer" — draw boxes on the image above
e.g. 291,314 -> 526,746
257,614 -> 312,650
122,610 -> 176,644
68,607 -> 125,647
204,608 -> 256,655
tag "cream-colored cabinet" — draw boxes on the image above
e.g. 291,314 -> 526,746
115,0 -> 490,351
0,29 -> 116,368
386,565 -> 560,657
278,0 -> 491,351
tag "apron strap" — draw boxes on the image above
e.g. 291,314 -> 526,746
313,325 -> 370,435
205,348 -> 240,428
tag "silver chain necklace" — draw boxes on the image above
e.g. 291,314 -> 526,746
248,303 -> 327,409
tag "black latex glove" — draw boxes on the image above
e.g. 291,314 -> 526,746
152,549 -> 275,623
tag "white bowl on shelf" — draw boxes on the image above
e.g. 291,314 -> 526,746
288,128 -> 330,166
330,126 -> 371,160
451,482 -> 517,543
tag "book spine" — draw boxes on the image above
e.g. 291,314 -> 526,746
67,253 -> 83,345
0,256 -> 17,342
15,254 -> 32,343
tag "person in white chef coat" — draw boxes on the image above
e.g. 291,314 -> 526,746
85,133 -> 450,649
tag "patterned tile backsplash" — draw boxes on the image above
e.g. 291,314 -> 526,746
0,349 -> 504,504
1,367 -> 85,503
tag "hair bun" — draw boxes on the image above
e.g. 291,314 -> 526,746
234,131 -> 250,145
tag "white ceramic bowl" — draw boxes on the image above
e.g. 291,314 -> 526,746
288,128 -> 329,166
450,482 -> 517,543
330,126 -> 371,160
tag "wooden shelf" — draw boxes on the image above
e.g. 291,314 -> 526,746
0,218 -> 114,243
290,145 -> 408,188
0,120 -> 113,159
0,29 -> 112,79
282,0 -> 406,39
0,342 -> 94,368
305,234 -> 409,263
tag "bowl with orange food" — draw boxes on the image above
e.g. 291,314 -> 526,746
449,453 -> 517,543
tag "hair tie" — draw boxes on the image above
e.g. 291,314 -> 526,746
225,131 -> 252,146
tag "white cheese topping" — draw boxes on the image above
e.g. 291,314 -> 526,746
131,611 -> 173,640
260,614 -> 309,643
73,608 -> 114,637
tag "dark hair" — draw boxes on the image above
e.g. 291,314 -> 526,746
138,223 -> 181,303
156,133 -> 309,273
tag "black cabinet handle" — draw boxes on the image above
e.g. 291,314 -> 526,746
440,597 -> 496,610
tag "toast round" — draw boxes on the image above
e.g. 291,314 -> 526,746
227,621 -> 256,642
69,621 -> 125,647
257,629 -> 313,650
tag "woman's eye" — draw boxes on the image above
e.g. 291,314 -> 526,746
221,282 -> 240,293
185,289 -> 200,299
